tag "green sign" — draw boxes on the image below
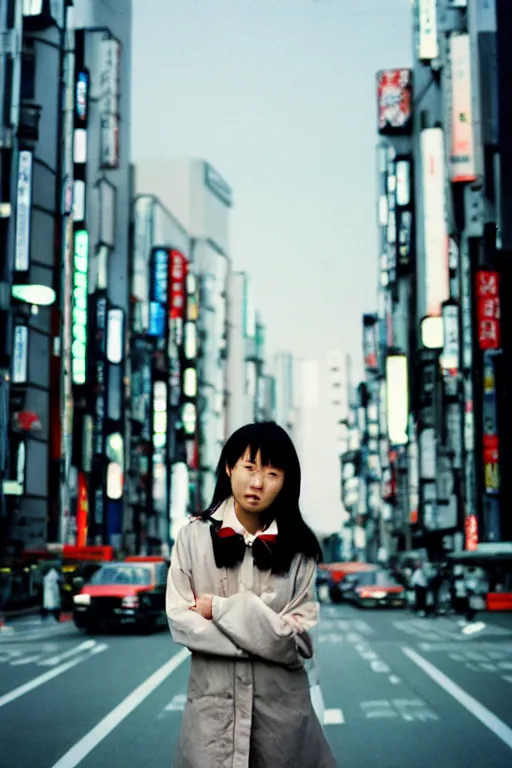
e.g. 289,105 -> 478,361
72,230 -> 89,384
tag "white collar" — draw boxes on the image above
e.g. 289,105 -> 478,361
211,497 -> 278,543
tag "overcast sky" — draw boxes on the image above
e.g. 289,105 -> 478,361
132,0 -> 413,534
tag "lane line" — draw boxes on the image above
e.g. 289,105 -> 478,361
324,708 -> 344,725
50,647 -> 190,768
38,640 -> 97,667
403,646 -> 512,750
0,645 -> 107,709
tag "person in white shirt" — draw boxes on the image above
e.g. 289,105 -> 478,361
411,561 -> 428,615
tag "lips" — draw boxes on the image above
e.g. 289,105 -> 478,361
245,494 -> 261,503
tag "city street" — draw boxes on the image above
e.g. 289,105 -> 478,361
1,605 -> 512,768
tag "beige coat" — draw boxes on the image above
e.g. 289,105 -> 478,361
166,499 -> 337,768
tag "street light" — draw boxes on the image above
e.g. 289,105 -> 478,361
11,284 -> 56,306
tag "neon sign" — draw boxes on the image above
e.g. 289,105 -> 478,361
72,230 -> 89,384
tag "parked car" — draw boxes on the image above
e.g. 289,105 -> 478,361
343,569 -> 406,609
73,558 -> 168,633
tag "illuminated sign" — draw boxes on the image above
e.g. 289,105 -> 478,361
376,69 -> 412,135
441,303 -> 459,372
386,354 -> 409,446
476,270 -> 501,350
72,230 -> 89,385
418,0 -> 439,61
170,250 -> 187,319
148,248 -> 168,338
15,151 -> 32,271
75,71 -> 89,123
12,326 -> 28,383
450,34 -> 476,182
465,515 -> 478,551
482,352 -> 499,496
421,128 -> 450,317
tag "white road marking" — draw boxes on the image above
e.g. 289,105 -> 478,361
10,655 -> 42,666
389,675 -> 401,685
403,646 -> 512,749
164,693 -> 187,711
38,640 -> 97,667
503,676 -> 512,684
324,708 -> 344,725
50,647 -> 190,768
0,644 -> 107,709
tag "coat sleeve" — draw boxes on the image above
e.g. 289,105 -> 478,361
211,556 -> 319,667
166,524 -> 247,658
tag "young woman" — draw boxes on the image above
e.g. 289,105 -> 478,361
166,421 -> 337,768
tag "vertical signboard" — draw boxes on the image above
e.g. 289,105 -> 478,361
12,326 -> 29,383
450,34 -> 477,182
71,230 -> 89,385
363,315 -> 378,375
482,353 -> 499,495
15,151 -> 33,271
418,0 -> 439,61
99,36 -> 120,169
376,69 -> 413,135
421,128 -> 450,316
148,248 -> 168,338
475,270 -> 501,350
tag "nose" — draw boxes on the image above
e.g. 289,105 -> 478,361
250,470 -> 264,489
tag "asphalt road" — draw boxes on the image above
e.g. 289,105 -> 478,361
1,606 -> 512,767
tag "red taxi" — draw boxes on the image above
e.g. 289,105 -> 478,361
73,556 -> 169,633
343,569 -> 405,609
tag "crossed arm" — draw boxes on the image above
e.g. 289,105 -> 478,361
166,526 -> 319,667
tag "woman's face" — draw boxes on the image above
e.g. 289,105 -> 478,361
227,447 -> 285,515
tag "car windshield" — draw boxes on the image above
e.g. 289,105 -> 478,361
91,565 -> 151,586
358,571 -> 399,587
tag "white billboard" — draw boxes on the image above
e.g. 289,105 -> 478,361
419,0 -> 439,61
421,128 -> 450,317
15,151 -> 33,271
386,355 -> 408,446
450,34 -> 476,182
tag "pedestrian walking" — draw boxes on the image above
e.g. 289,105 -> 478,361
166,421 -> 337,768
42,566 -> 62,622
411,560 -> 428,616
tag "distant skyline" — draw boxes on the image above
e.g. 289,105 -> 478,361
132,0 -> 413,533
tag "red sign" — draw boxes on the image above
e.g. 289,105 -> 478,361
14,411 -> 42,431
76,472 -> 88,548
377,69 -> 412,135
62,545 -> 115,562
169,250 -> 187,320
476,271 -> 501,350
465,515 -> 478,551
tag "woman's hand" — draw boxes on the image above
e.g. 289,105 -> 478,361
190,594 -> 214,620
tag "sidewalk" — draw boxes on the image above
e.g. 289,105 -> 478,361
0,612 -> 75,642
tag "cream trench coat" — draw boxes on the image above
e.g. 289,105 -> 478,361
166,499 -> 337,768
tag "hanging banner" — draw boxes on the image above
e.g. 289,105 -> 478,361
450,34 -> 477,182
476,270 -> 501,350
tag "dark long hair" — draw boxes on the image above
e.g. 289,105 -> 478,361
201,421 -> 322,573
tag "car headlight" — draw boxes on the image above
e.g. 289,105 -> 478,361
73,594 -> 91,606
122,596 -> 139,608
371,591 -> 387,600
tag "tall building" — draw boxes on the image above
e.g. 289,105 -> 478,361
0,1 -> 74,556
67,0 -> 133,550
128,191 -> 192,555
273,352 -> 296,438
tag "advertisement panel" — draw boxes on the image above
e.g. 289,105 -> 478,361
419,0 -> 439,60
148,248 -> 168,338
385,355 -> 408,446
476,270 -> 501,350
482,353 -> 499,495
450,34 -> 476,182
12,326 -> 29,383
363,314 -> 378,374
15,151 -> 33,271
376,69 -> 412,135
441,302 -> 459,372
421,128 -> 450,316
71,230 -> 89,385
